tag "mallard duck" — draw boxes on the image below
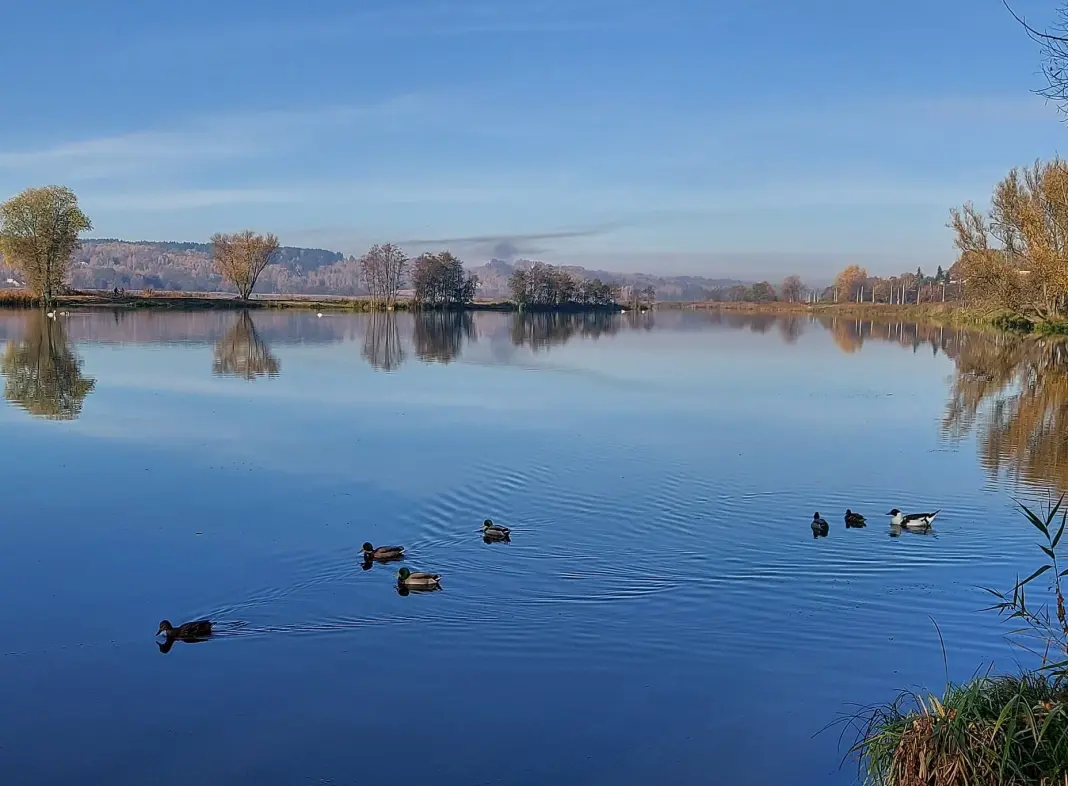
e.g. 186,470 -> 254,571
811,512 -> 829,535
362,542 -> 405,561
886,508 -> 939,529
845,509 -> 867,528
396,567 -> 441,589
157,619 -> 213,640
482,519 -> 511,541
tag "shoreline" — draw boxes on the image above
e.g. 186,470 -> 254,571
0,290 -> 629,314
0,289 -> 1063,333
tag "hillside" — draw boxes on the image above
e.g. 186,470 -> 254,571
0,239 -> 746,300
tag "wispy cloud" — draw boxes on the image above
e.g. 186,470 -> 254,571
0,92 -> 446,182
393,225 -> 628,258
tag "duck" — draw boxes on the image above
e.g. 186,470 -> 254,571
887,508 -> 939,529
845,509 -> 867,528
157,619 -> 213,640
362,542 -> 405,561
811,512 -> 829,536
482,519 -> 511,541
396,567 -> 441,589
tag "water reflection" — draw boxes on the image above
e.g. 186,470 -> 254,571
212,311 -> 281,380
1,312 -> 96,420
362,312 -> 405,371
413,311 -> 475,364
157,637 -> 211,655
777,316 -> 804,345
3,306 -> 1066,501
942,332 -> 1068,494
510,311 -> 644,351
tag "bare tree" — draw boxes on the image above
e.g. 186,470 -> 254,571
211,230 -> 280,300
359,243 -> 408,309
0,186 -> 92,308
781,275 -> 805,302
1006,2 -> 1068,113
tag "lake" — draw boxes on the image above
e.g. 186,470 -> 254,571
0,307 -> 1062,785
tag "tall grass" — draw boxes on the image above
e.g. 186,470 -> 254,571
851,497 -> 1068,785
0,289 -> 39,307
853,673 -> 1068,785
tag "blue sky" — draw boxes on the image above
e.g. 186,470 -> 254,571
0,0 -> 1064,279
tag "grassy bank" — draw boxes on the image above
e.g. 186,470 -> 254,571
851,500 -> 1068,785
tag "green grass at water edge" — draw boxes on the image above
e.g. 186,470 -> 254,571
851,673 -> 1068,786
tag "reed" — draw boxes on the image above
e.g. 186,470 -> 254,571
851,497 -> 1068,785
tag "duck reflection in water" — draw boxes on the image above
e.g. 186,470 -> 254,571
889,523 -> 936,539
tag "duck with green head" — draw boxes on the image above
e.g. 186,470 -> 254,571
362,542 -> 405,561
396,566 -> 441,589
482,519 -> 511,541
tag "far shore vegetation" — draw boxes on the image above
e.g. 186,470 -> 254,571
0,188 -> 647,314
2,153 -> 1068,332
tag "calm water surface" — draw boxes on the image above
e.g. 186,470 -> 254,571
0,308 -> 1063,785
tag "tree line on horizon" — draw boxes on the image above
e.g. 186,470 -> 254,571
698,264 -> 958,307
0,186 -> 650,310
10,172 -> 1060,319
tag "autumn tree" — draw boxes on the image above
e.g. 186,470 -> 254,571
781,275 -> 805,302
211,230 -> 280,300
834,264 -> 868,301
359,243 -> 408,309
411,251 -> 477,307
949,158 -> 1068,319
0,186 -> 92,308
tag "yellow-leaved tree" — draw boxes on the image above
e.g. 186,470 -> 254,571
949,158 -> 1068,320
0,186 -> 92,308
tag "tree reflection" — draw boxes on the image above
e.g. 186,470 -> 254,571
1,312 -> 96,420
412,311 -> 475,364
362,312 -> 406,371
212,311 -> 280,380
943,333 -> 1068,493
510,312 -> 621,351
777,316 -> 805,345
823,316 -> 864,354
